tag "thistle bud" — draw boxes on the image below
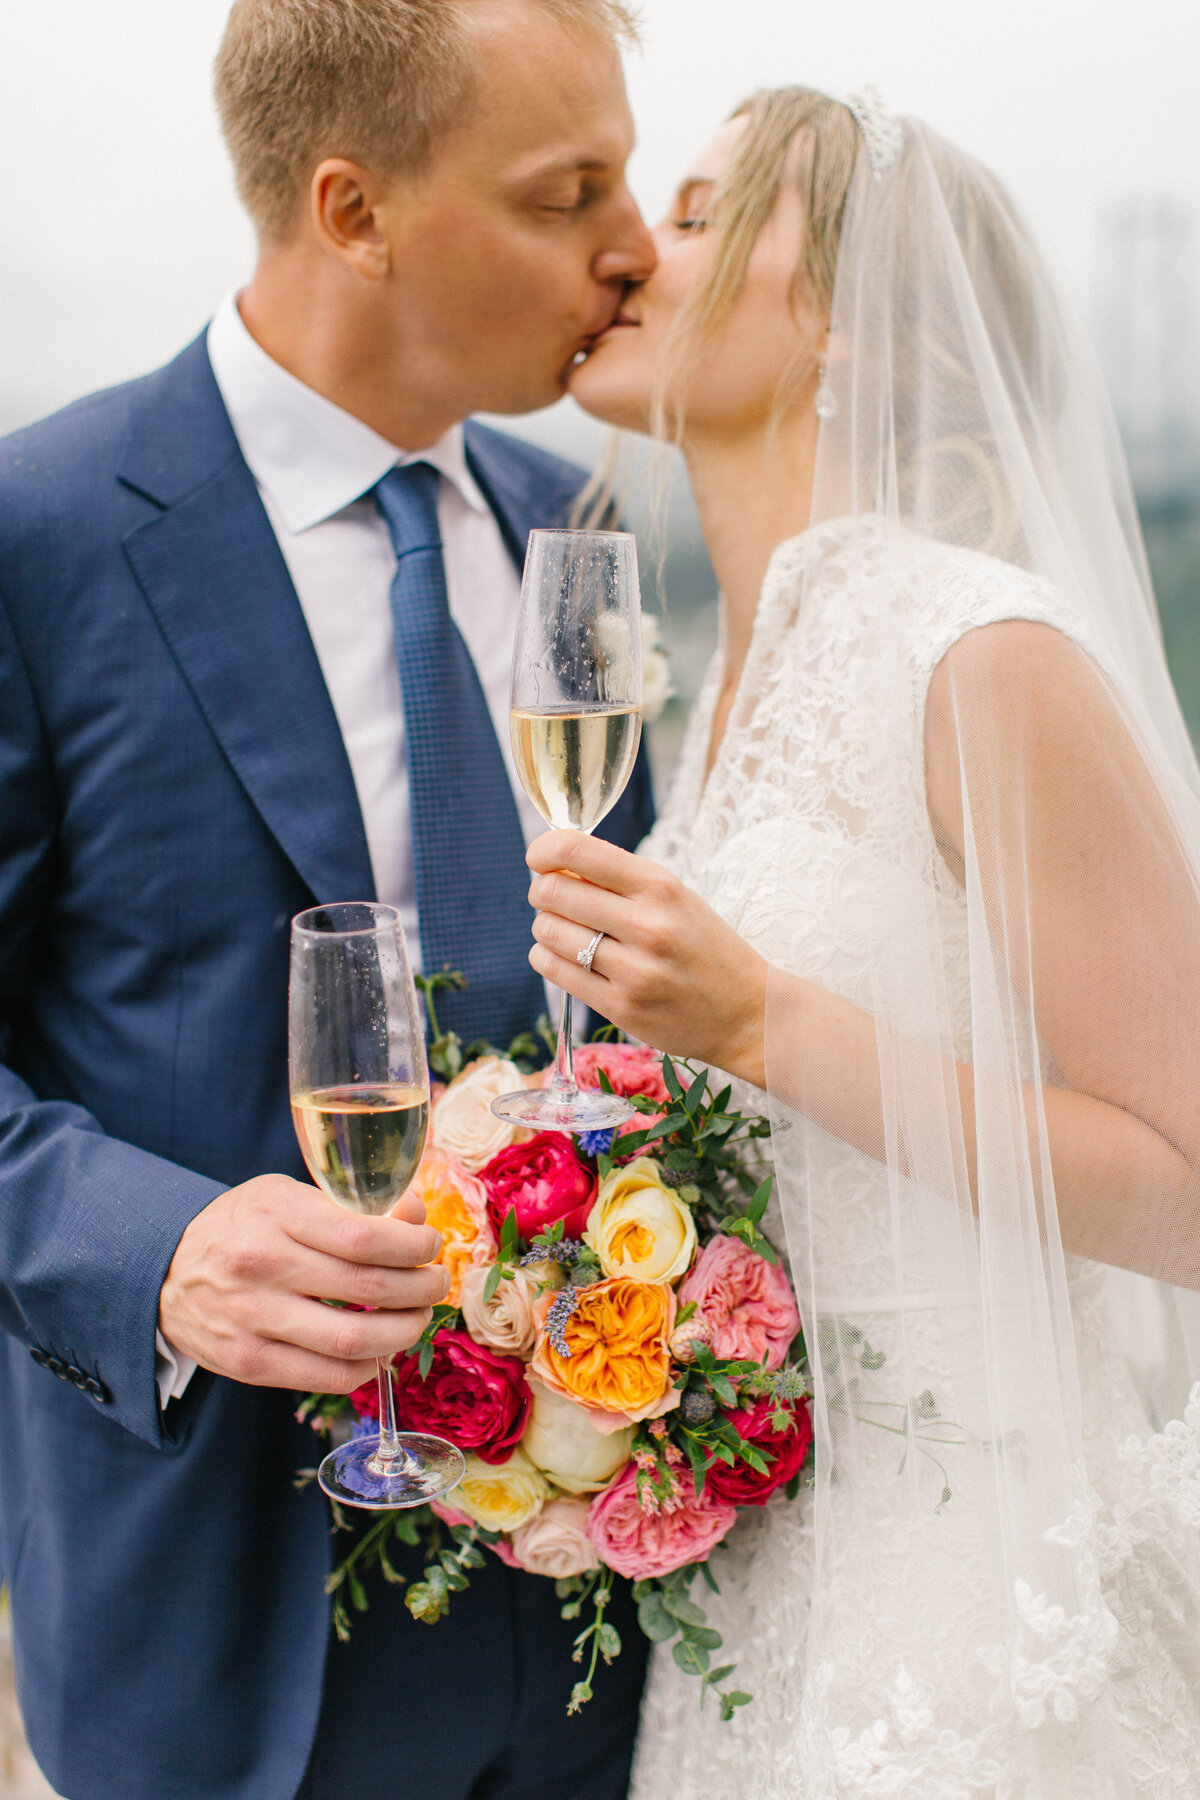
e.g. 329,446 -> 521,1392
680,1388 -> 716,1426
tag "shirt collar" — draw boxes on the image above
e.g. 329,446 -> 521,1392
206,290 -> 490,534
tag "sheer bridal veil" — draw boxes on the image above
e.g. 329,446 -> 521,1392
764,94 -> 1200,1792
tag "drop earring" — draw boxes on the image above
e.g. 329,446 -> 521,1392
815,360 -> 838,421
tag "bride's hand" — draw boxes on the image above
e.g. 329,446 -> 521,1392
526,831 -> 768,1086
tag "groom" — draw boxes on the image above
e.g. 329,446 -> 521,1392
0,2 -> 656,1797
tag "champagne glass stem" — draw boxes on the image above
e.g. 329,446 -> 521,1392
370,1355 -> 417,1476
548,987 -> 578,1101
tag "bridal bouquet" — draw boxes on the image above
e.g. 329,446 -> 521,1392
301,1030 -> 811,1720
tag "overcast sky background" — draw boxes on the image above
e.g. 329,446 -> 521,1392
2,0 -> 1199,456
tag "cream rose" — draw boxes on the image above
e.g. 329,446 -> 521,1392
431,1057 -> 526,1172
509,1496 -> 601,1579
585,1157 -> 698,1284
458,1262 -> 539,1357
521,1377 -> 634,1493
449,1447 -> 550,1533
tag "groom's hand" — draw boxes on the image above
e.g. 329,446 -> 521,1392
158,1176 -> 449,1393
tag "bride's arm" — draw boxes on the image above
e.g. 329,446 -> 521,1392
528,621 -> 1200,1291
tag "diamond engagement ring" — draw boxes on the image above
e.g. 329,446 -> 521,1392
577,929 -> 605,972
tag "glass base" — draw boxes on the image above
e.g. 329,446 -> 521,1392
489,1085 -> 635,1133
318,1433 -> 466,1512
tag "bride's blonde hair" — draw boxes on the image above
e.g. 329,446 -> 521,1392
576,87 -> 860,528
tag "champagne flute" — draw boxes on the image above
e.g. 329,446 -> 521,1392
491,529 -> 643,1133
289,901 -> 465,1510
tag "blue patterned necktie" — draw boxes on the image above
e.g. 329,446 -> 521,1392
375,461 -> 544,1051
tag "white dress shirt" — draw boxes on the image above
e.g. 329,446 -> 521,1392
156,291 -> 540,1408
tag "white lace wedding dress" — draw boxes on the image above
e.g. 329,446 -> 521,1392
628,517 -> 1200,1800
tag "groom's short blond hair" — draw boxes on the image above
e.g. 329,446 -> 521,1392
215,0 -> 639,240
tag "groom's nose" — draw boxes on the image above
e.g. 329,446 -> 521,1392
593,191 -> 658,288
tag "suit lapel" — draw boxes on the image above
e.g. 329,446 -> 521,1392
119,337 -> 375,905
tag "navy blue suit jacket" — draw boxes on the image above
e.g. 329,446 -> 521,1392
0,335 -> 653,1800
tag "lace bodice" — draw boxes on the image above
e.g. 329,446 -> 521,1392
630,520 -> 1200,1800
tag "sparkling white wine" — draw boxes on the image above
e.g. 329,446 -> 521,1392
291,1082 -> 429,1215
510,703 -> 641,832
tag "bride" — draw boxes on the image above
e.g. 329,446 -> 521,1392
528,87 -> 1200,1797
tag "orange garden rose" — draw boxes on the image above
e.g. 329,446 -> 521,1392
530,1277 -> 679,1433
409,1147 -> 494,1306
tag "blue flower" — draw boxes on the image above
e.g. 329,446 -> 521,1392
578,1127 -> 617,1157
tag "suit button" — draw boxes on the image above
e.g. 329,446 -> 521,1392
69,1368 -> 90,1392
46,1356 -> 66,1379
29,1346 -> 48,1369
85,1376 -> 110,1404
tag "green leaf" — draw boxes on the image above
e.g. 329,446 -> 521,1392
700,1560 -> 721,1594
500,1207 -> 520,1257
672,1636 -> 711,1676
348,1573 -> 369,1613
597,1067 -> 615,1095
483,1262 -> 502,1303
704,1663 -> 736,1687
684,1069 -> 708,1118
637,1592 -> 678,1642
685,1626 -> 722,1651
597,1623 -> 622,1661
662,1056 -> 685,1102
662,1593 -> 707,1628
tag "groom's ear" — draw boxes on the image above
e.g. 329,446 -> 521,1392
309,158 -> 393,280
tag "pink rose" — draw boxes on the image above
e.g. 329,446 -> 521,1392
571,1043 -> 670,1105
586,1464 -> 737,1580
676,1235 -> 800,1370
480,1132 -> 596,1243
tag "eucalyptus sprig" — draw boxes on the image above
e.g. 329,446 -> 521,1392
323,1503 -> 433,1642
414,968 -> 470,1082
558,1571 -> 622,1713
633,1567 -> 751,1722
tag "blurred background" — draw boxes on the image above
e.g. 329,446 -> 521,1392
0,4 -> 1198,1794
2,0 -> 1199,784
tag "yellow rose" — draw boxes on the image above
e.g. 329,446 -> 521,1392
530,1277 -> 678,1430
585,1158 -> 698,1284
431,1057 -> 526,1172
449,1447 -> 550,1533
521,1377 -> 634,1492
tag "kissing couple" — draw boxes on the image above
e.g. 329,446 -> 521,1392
4,1 -> 1200,1797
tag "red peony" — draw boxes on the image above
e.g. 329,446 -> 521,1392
705,1397 -> 813,1507
352,1329 -> 531,1466
480,1132 -> 596,1243
572,1043 -> 670,1106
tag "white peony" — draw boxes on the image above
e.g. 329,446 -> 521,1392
431,1057 -> 525,1172
521,1377 -> 635,1493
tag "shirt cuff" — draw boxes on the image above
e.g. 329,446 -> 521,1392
155,1327 -> 198,1410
